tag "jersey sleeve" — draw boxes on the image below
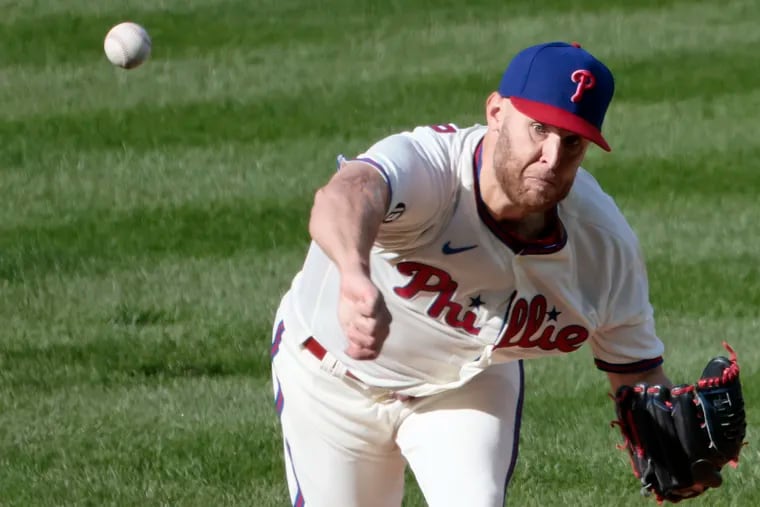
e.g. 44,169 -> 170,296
351,127 -> 458,246
590,239 -> 665,374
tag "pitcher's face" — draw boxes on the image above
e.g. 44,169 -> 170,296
492,102 -> 590,213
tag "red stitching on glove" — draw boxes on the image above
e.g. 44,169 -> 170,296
697,341 -> 740,388
671,385 -> 694,395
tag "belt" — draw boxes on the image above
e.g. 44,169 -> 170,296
302,337 -> 414,401
303,337 -> 360,380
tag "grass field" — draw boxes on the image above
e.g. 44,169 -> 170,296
1,0 -> 758,505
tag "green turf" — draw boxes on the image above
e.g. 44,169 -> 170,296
1,0 -> 758,506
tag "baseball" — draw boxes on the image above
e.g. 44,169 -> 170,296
104,22 -> 152,69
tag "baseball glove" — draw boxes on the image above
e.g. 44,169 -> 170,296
612,342 -> 746,503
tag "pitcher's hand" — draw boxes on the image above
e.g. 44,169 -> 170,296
337,269 -> 392,360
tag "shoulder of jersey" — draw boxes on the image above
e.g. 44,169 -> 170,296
405,123 -> 486,159
562,169 -> 638,245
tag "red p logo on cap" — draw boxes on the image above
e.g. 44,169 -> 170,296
570,70 -> 596,103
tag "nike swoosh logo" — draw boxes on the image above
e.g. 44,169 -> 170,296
442,241 -> 478,255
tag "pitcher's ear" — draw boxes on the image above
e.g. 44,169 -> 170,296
486,92 -> 508,130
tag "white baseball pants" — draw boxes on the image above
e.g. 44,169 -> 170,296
271,317 -> 524,507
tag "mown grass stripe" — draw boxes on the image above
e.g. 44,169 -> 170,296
591,89 -> 760,158
647,256 -> 760,316
590,146 -> 760,197
0,251 -> 301,346
0,323 -> 273,391
2,1 -> 758,120
1,2 -> 333,67
0,377 -> 286,505
622,197 -> 760,262
0,0 -> 735,68
0,75 -> 488,166
1,0 -> 242,21
0,198 -> 309,282
0,136 -> 345,231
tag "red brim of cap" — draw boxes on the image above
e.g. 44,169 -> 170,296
509,97 -> 611,152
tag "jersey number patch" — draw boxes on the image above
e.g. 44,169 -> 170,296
429,123 -> 458,133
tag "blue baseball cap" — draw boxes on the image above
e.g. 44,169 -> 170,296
499,41 -> 615,151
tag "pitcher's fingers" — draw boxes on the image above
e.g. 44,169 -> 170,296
345,325 -> 377,349
345,341 -> 378,360
353,297 -> 379,317
349,315 -> 389,338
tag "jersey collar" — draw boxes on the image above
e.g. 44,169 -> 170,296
473,136 -> 567,255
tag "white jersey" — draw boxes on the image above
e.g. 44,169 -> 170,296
280,123 -> 664,397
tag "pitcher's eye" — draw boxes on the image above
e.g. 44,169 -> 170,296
531,122 -> 548,134
563,135 -> 582,148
